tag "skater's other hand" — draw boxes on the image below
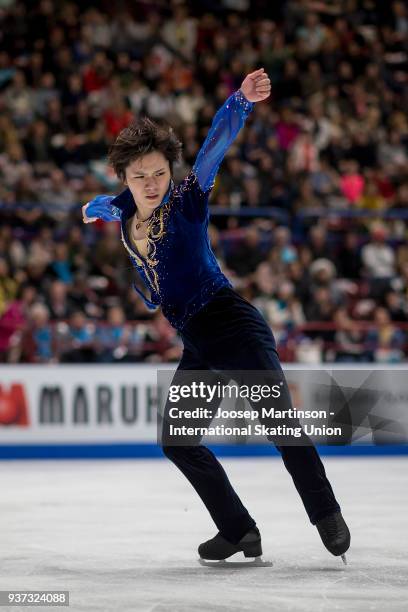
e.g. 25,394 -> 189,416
240,68 -> 271,103
82,202 -> 97,224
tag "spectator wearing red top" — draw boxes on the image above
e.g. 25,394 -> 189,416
103,99 -> 133,139
339,160 -> 365,204
275,107 -> 300,151
83,51 -> 112,93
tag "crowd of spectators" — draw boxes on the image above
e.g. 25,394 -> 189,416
0,0 -> 407,364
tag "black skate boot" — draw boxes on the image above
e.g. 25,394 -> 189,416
316,511 -> 350,564
198,527 -> 271,567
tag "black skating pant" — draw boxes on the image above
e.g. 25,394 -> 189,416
162,287 -> 340,544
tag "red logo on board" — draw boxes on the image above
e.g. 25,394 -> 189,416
0,385 -> 30,426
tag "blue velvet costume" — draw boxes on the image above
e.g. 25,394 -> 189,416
85,89 -> 342,545
86,90 -> 254,330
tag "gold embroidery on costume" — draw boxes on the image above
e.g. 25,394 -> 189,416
120,194 -> 173,296
120,172 -> 199,298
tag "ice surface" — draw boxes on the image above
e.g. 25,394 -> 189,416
0,457 -> 407,611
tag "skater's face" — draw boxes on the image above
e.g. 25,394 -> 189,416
124,152 -> 171,213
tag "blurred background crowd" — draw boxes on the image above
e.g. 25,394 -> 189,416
0,0 -> 407,364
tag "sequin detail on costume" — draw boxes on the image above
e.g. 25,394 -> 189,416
119,175 -> 200,299
120,208 -> 167,298
234,88 -> 253,113
109,204 -> 122,218
89,89 -> 254,328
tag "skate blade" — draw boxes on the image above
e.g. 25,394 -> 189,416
341,554 -> 347,565
198,555 -> 273,568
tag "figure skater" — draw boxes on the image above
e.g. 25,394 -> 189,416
82,68 -> 350,564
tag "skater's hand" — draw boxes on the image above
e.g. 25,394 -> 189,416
82,202 -> 97,224
81,195 -> 119,223
240,68 -> 271,103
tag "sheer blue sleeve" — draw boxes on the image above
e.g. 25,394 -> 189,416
85,195 -> 122,222
192,90 -> 254,192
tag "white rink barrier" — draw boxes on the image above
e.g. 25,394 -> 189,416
0,364 -> 407,458
0,364 -> 166,444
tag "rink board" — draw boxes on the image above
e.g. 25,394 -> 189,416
0,364 -> 407,459
1,442 -> 408,460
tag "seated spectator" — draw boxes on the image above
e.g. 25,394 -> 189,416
103,98 -> 133,138
243,176 -> 262,207
4,70 -> 34,127
358,179 -> 387,212
225,226 -> 265,277
252,261 -> 276,298
293,175 -> 323,216
272,226 -> 297,266
0,258 -> 18,316
40,168 -> 76,218
95,305 -> 131,362
288,127 -> 319,174
361,223 -> 396,297
143,311 -> 183,363
275,106 -> 300,150
47,280 -> 75,320
47,243 -> 75,284
23,119 -> 53,173
310,157 -> 340,201
388,182 -> 408,239
20,303 -> 53,363
308,225 -> 334,261
366,307 -> 406,363
339,160 -> 365,204
0,298 -> 25,362
259,281 -> 305,344
162,5 -> 197,61
60,310 -> 95,362
304,286 -> 337,351
287,260 -> 311,305
69,272 -> 103,319
384,290 -> 408,322
337,232 -> 363,280
126,324 -> 145,362
296,13 -> 326,57
0,142 -> 32,191
146,81 -> 178,122
333,307 -> 371,363
378,130 -> 407,176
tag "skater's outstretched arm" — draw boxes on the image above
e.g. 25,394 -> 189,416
81,196 -> 122,224
193,68 -> 271,192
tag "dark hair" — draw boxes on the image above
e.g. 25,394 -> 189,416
108,117 -> 183,181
